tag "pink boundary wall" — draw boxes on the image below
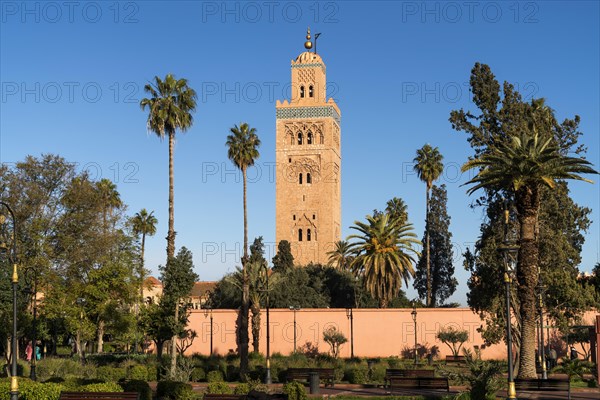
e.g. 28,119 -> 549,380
184,308 -> 599,360
187,308 -> 504,359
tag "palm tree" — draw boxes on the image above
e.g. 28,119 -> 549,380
462,130 -> 597,378
413,144 -> 444,307
140,74 -> 197,260
131,209 -> 158,301
327,240 -> 354,270
226,122 -> 261,379
348,214 -> 420,308
140,74 -> 197,376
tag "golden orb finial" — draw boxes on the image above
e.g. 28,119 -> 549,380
304,27 -> 312,50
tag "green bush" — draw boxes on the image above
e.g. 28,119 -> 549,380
369,364 -> 387,383
190,367 -> 206,382
206,370 -> 224,382
120,380 -> 152,400
156,380 -> 195,400
80,382 -> 124,392
344,367 -> 368,384
36,358 -> 82,380
20,381 -> 64,400
207,381 -> 233,394
128,365 -> 148,381
282,381 -> 307,400
147,364 -> 159,381
96,366 -> 127,382
233,383 -> 250,394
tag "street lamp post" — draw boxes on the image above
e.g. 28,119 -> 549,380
499,206 -> 519,400
0,201 -> 19,400
411,303 -> 418,365
203,306 -> 213,356
346,308 -> 354,359
261,262 -> 272,384
289,306 -> 300,353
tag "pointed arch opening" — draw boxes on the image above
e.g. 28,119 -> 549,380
300,86 -> 305,98
298,229 -> 303,242
297,132 -> 303,145
309,85 -> 314,97
307,229 -> 312,241
307,131 -> 313,145
306,173 -> 312,184
299,173 -> 303,184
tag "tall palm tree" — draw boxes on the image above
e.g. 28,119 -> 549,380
226,122 -> 261,379
140,74 -> 197,376
462,131 -> 597,378
413,144 -> 444,307
131,209 -> 158,301
140,74 -> 197,260
327,240 -> 354,270
348,214 -> 420,308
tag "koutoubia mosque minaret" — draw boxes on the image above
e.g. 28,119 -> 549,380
275,28 -> 342,266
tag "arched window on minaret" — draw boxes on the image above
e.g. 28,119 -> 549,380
298,229 -> 303,242
300,86 -> 305,98
307,131 -> 313,144
306,173 -> 312,184
299,173 -> 303,184
309,85 -> 314,97
307,229 -> 312,241
319,133 -> 324,144
298,132 -> 303,145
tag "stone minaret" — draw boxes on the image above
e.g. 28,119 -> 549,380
275,29 -> 341,266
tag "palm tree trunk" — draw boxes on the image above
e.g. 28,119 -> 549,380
251,303 -> 261,353
140,233 -> 146,301
170,301 -> 179,377
516,186 -> 540,379
240,167 -> 250,380
426,186 -> 432,307
167,132 -> 176,259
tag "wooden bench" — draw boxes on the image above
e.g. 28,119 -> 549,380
515,378 -> 570,391
388,376 -> 449,392
445,355 -> 466,364
385,369 -> 434,387
59,393 -> 139,400
286,368 -> 335,387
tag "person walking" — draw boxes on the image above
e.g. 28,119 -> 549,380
25,342 -> 33,361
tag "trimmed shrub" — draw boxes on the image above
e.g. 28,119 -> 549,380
36,358 -> 82,380
80,382 -> 124,392
344,367 -> 368,384
207,381 -> 233,394
190,367 -> 206,382
147,364 -> 159,381
96,366 -> 127,382
156,380 -> 195,400
206,370 -> 224,382
20,381 -> 64,400
120,380 -> 152,400
233,383 -> 250,394
128,365 -> 148,381
282,381 -> 307,400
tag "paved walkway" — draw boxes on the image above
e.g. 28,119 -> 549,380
187,382 -> 600,399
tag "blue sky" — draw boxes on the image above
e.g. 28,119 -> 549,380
1,1 -> 599,305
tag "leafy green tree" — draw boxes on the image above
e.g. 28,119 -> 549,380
413,144 -> 444,307
159,247 -> 198,371
140,74 -> 197,375
414,185 -> 457,306
436,327 -> 469,357
272,240 -> 294,273
322,326 -> 347,358
348,214 -> 420,308
225,122 -> 261,379
452,63 -> 598,379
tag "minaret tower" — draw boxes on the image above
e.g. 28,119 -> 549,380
275,28 -> 341,266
